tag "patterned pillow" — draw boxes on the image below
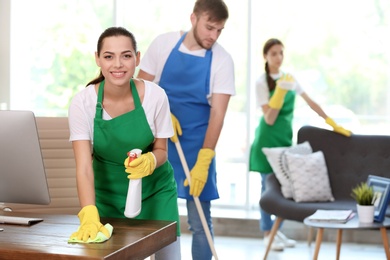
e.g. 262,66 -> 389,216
262,141 -> 312,198
285,150 -> 335,202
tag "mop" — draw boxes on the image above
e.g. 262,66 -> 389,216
173,139 -> 219,260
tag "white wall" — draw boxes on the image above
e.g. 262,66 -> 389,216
0,0 -> 10,109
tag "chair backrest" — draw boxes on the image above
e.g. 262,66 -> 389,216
297,126 -> 390,200
4,117 -> 79,214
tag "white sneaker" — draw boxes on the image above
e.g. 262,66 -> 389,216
276,231 -> 296,248
263,234 -> 284,251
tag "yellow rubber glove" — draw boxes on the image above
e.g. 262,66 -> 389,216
170,113 -> 182,143
184,148 -> 215,197
70,205 -> 110,242
268,74 -> 295,109
325,117 -> 352,137
124,152 -> 156,179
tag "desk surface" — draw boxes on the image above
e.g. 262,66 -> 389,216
0,211 -> 176,260
304,215 -> 390,229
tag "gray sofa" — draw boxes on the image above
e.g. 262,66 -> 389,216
260,125 -> 390,259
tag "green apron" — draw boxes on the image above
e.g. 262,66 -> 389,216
93,80 -> 180,235
249,89 -> 296,174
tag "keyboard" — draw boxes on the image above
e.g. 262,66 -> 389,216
0,215 -> 43,226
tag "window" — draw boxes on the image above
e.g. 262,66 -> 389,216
9,0 -> 113,116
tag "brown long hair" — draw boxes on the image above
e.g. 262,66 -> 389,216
86,27 -> 138,87
263,38 -> 283,92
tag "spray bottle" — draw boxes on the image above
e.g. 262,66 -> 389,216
124,149 -> 142,218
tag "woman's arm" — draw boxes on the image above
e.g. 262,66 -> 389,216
137,70 -> 155,81
72,140 -> 95,207
262,91 -> 327,126
151,138 -> 168,168
300,92 -> 328,119
261,104 -> 281,126
300,92 -> 352,136
258,75 -> 292,126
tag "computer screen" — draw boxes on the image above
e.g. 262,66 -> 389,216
0,110 -> 50,206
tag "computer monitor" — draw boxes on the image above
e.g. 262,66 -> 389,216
0,110 -> 50,208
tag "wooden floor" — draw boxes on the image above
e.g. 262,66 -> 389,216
180,233 -> 387,260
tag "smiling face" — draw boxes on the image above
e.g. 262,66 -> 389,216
264,43 -> 284,74
95,35 -> 140,87
191,13 -> 226,49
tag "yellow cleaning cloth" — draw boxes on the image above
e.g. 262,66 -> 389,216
68,223 -> 113,243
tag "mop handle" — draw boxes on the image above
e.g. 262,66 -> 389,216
174,141 -> 218,260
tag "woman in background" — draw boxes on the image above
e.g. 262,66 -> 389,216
249,38 -> 351,251
68,27 -> 180,260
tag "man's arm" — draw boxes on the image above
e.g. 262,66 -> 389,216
203,93 -> 231,150
185,93 -> 231,196
137,69 -> 155,81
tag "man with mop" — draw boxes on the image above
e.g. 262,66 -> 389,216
137,0 -> 235,259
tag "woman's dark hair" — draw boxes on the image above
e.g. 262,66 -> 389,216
193,0 -> 229,22
263,38 -> 283,92
86,27 -> 137,86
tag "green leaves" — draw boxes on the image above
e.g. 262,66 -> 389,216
351,182 -> 376,206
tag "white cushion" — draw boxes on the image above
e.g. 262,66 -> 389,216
285,151 -> 335,202
262,141 -> 312,198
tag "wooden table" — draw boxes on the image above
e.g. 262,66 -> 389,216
0,211 -> 177,260
304,215 -> 390,260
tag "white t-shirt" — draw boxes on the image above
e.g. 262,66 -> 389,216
139,31 -> 236,102
68,80 -> 173,143
255,72 -> 304,107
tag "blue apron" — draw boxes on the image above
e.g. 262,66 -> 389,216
159,33 -> 218,201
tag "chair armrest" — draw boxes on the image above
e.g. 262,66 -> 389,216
260,174 -> 285,213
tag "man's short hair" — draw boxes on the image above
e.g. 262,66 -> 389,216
193,0 -> 229,22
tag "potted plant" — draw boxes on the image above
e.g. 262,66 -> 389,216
351,182 -> 376,223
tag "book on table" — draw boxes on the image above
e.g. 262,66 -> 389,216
307,209 -> 355,223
